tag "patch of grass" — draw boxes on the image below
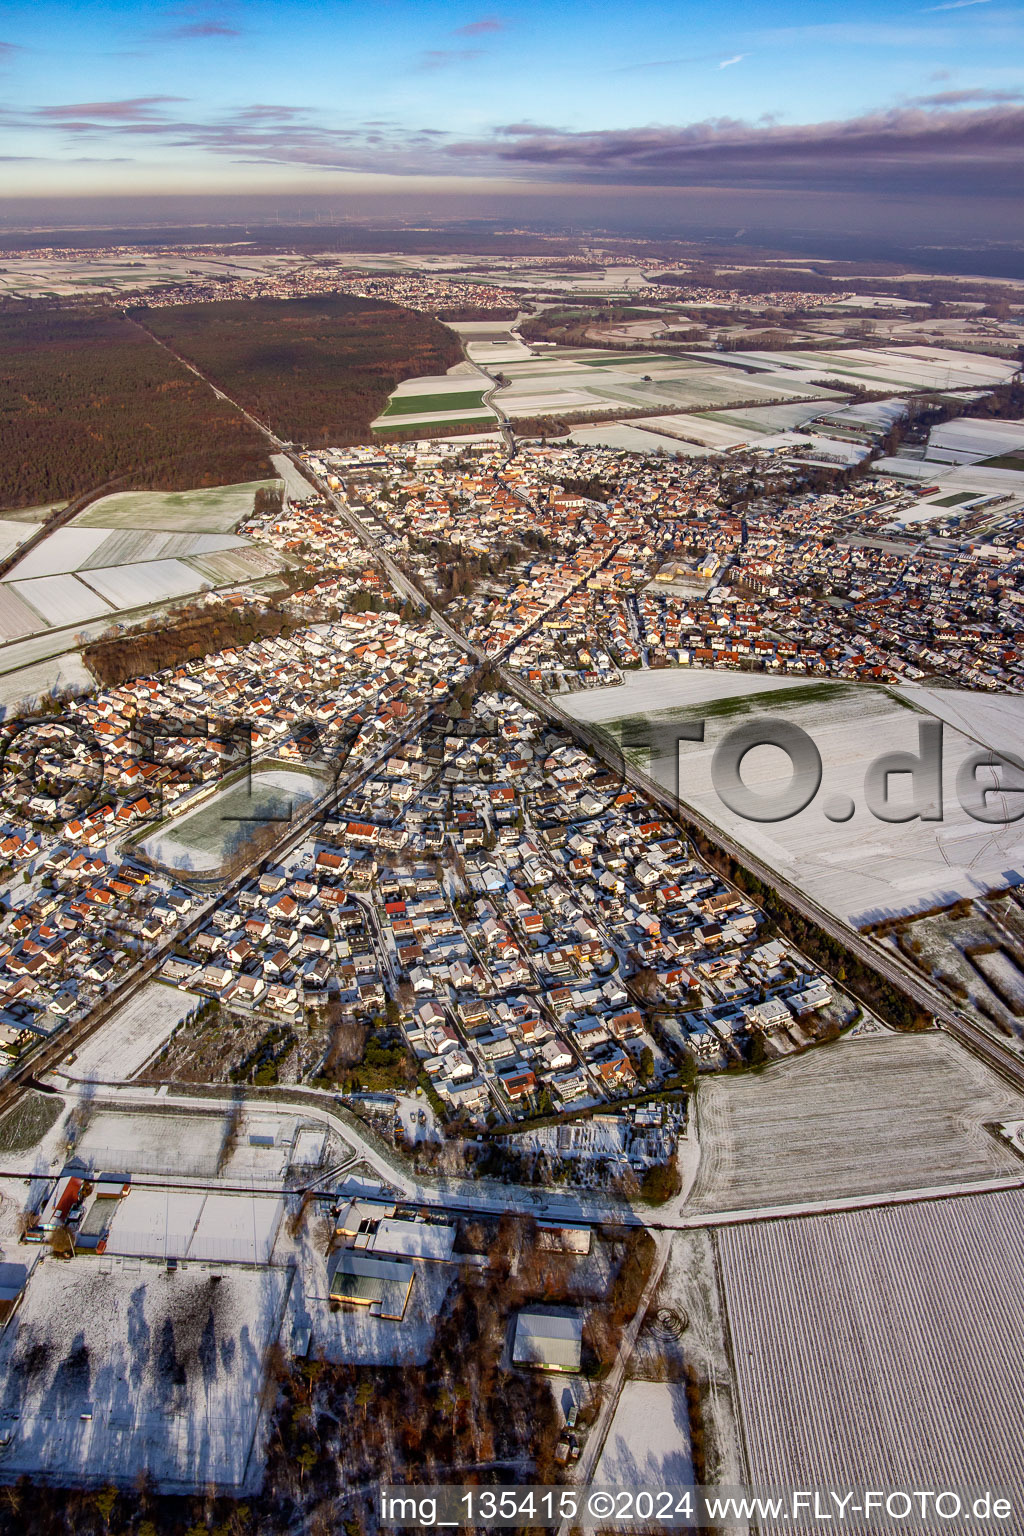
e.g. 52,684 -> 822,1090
978,454 -> 1024,471
0,1091 -> 64,1153
381,390 -> 488,417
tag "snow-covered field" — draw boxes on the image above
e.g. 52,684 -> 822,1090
0,651 -> 95,711
10,574 -> 114,627
725,344 -> 1016,392
719,1191 -> 1024,1530
588,679 -> 1024,924
0,1256 -> 290,1490
140,768 -> 323,872
64,983 -> 197,1082
81,558 -> 210,610
74,1109 -> 227,1178
564,667 -> 803,721
5,528 -> 112,580
77,479 -> 280,532
567,424 -> 713,455
0,586 -> 45,642
688,1032 -> 1024,1215
594,1381 -> 693,1489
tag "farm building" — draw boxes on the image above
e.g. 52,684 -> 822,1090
328,1250 -> 415,1321
512,1309 -> 583,1372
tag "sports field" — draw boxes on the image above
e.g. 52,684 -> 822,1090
140,768 -> 325,873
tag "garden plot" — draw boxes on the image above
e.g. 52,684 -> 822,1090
76,480 -> 281,532
185,546 -> 285,585
973,947 -> 1024,1010
645,1229 -> 746,1487
73,1109 -> 227,1178
0,1257 -> 290,1491
64,983 -> 198,1083
718,1192 -> 1024,1528
687,1032 -> 1024,1216
890,906 -> 1024,1040
9,574 -> 114,627
594,1382 -> 693,1490
596,680 -> 1024,925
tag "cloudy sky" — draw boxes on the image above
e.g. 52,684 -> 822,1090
2,0 -> 1023,237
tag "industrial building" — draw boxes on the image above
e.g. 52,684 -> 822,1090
328,1249 -> 416,1321
512,1309 -> 583,1372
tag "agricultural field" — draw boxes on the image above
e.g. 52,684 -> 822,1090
714,343 -> 1017,392
372,372 -> 497,431
0,652 -> 95,710
8,574 -> 114,628
64,982 -> 199,1083
80,557 -> 220,611
381,389 -> 489,417
587,678 -> 1024,926
139,768 -> 326,875
0,517 -> 292,641
0,586 -> 53,643
77,478 -> 281,532
564,667 -> 804,723
567,423 -> 713,455
718,1191 -> 1024,1526
0,1257 -> 290,1490
687,1032 -> 1024,1215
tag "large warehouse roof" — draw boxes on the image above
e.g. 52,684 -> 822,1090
512,1309 -> 583,1372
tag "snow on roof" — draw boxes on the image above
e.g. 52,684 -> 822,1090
512,1309 -> 583,1371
